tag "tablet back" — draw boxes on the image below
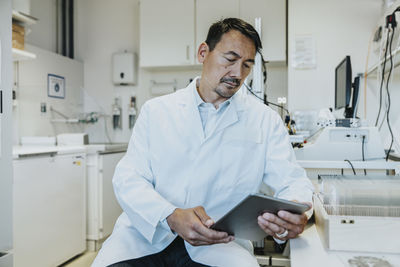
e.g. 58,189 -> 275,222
211,193 -> 309,241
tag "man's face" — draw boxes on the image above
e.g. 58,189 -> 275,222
198,30 -> 256,99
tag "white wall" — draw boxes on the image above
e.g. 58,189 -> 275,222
265,65 -> 288,116
287,0 -> 381,111
287,0 -> 400,153
360,1 -> 400,153
75,0 -> 150,143
14,44 -> 84,144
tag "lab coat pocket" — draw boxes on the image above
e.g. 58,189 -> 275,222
218,128 -> 264,193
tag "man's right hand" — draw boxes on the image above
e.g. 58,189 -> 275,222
166,206 -> 234,246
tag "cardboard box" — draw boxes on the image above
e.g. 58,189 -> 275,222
12,23 -> 25,50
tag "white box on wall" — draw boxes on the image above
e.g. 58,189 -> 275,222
112,52 -> 137,85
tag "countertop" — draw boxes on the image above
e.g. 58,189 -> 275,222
290,222 -> 400,267
13,143 -> 128,159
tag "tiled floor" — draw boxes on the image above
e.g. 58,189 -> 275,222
61,251 -> 98,267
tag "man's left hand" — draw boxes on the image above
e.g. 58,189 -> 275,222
257,202 -> 311,241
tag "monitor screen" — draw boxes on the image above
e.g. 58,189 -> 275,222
335,56 -> 352,110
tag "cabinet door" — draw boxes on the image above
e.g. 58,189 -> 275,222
100,152 -> 124,237
240,0 -> 286,62
140,0 -> 195,67
13,154 -> 86,267
195,0 -> 240,48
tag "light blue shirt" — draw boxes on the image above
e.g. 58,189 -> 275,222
193,86 -> 232,138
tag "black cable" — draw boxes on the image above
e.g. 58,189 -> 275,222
362,136 -> 367,175
244,83 -> 289,114
375,29 -> 390,126
385,24 -> 396,161
344,159 -> 356,175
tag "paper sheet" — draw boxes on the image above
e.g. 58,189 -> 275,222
292,35 -> 317,69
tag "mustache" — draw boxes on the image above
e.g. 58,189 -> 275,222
220,77 -> 241,86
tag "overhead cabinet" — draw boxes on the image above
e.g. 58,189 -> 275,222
139,0 -> 195,67
140,0 -> 286,68
195,0 -> 240,48
239,0 -> 286,62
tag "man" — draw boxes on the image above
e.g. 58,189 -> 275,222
93,18 -> 314,267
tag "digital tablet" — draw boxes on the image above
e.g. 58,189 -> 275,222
210,193 -> 309,241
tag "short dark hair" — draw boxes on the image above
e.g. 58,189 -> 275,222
205,18 -> 262,54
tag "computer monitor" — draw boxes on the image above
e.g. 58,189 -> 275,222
335,56 -> 359,118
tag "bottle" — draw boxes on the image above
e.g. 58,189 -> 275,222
112,97 -> 122,129
128,96 -> 137,129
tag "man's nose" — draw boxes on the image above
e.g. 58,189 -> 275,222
229,62 -> 243,78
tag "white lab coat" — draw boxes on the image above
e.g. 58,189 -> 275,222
92,78 -> 314,267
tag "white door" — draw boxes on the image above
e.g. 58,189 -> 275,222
0,1 -> 13,266
100,152 -> 124,237
140,0 -> 195,67
13,153 -> 86,267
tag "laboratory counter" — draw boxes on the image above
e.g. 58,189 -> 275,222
290,221 -> 400,267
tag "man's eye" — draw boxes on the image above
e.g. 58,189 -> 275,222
224,57 -> 235,62
243,63 -> 250,69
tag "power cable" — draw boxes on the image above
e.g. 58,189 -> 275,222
385,23 -> 396,161
362,135 -> 367,175
243,83 -> 289,114
375,28 -> 390,127
344,159 -> 356,175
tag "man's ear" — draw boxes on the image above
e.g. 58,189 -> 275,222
197,42 -> 209,64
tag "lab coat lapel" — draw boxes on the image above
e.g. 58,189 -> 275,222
177,80 -> 205,141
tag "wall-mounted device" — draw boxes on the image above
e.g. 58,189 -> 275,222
112,51 -> 137,85
112,97 -> 122,130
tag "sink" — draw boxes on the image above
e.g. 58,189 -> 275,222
87,142 -> 128,153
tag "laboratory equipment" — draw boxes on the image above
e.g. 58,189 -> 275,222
314,174 -> 400,253
112,51 -> 137,85
112,97 -> 122,130
294,126 -> 385,161
334,56 -> 360,118
128,96 -> 137,129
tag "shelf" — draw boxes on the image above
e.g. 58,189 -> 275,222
365,46 -> 400,77
12,10 -> 38,26
12,48 -> 36,61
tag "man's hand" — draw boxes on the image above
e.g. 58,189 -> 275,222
167,206 -> 234,246
257,202 -> 312,241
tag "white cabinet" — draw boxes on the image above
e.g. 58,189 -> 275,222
86,150 -> 125,251
139,0 -> 195,67
195,0 -> 240,48
13,152 -> 86,267
239,0 -> 286,62
139,0 -> 286,67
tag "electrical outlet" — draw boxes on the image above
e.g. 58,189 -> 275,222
329,129 -> 369,143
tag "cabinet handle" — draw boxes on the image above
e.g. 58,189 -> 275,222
186,45 -> 190,61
